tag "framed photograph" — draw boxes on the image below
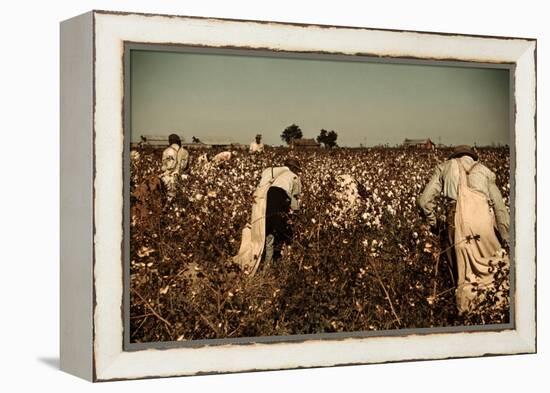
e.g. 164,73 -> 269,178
60,10 -> 536,381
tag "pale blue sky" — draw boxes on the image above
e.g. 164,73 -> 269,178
130,50 -> 510,147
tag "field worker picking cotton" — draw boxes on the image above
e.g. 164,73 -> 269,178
234,158 -> 302,275
249,134 -> 265,153
329,174 -> 370,228
211,151 -> 233,165
193,151 -> 234,173
417,145 -> 510,315
160,134 -> 189,199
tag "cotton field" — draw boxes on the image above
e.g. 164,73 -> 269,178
129,146 -> 510,343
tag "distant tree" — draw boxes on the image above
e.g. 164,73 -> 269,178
326,130 -> 338,148
281,124 -> 303,145
316,129 -> 338,148
316,129 -> 327,145
192,136 -> 201,143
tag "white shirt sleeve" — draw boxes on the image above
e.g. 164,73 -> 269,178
161,147 -> 177,172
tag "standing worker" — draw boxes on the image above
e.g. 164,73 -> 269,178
234,158 -> 302,275
249,134 -> 265,153
417,145 -> 509,314
160,134 -> 189,199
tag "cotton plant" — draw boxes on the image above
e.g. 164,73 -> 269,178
128,145 -> 510,342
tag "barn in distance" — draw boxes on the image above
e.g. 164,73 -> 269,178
402,138 -> 435,150
290,138 -> 321,150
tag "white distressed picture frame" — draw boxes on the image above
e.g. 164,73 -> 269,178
60,10 -> 536,382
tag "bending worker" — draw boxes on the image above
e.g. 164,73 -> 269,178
417,145 -> 509,314
234,158 -> 302,275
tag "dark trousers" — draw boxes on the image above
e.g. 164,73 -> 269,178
265,187 -> 292,261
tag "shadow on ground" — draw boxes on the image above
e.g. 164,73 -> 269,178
38,357 -> 59,370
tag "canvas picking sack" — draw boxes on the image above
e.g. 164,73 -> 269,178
453,160 -> 509,313
233,169 -> 286,275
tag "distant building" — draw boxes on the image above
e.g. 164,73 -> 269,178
133,135 -> 247,150
403,138 -> 435,150
183,141 -> 250,150
133,135 -> 174,148
196,137 -> 237,149
231,143 -> 250,150
180,142 -> 209,150
290,138 -> 320,149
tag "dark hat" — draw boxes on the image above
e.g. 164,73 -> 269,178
168,134 -> 182,147
448,145 -> 478,161
284,158 -> 301,173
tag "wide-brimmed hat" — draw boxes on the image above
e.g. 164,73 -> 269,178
448,145 -> 478,161
284,158 -> 301,173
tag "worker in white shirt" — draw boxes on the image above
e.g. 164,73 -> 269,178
211,151 -> 233,164
417,145 -> 509,314
249,134 -> 265,153
160,134 -> 189,199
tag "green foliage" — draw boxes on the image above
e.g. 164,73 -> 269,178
317,129 -> 338,148
281,123 -> 303,145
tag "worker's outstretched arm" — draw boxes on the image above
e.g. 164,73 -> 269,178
417,165 -> 443,227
